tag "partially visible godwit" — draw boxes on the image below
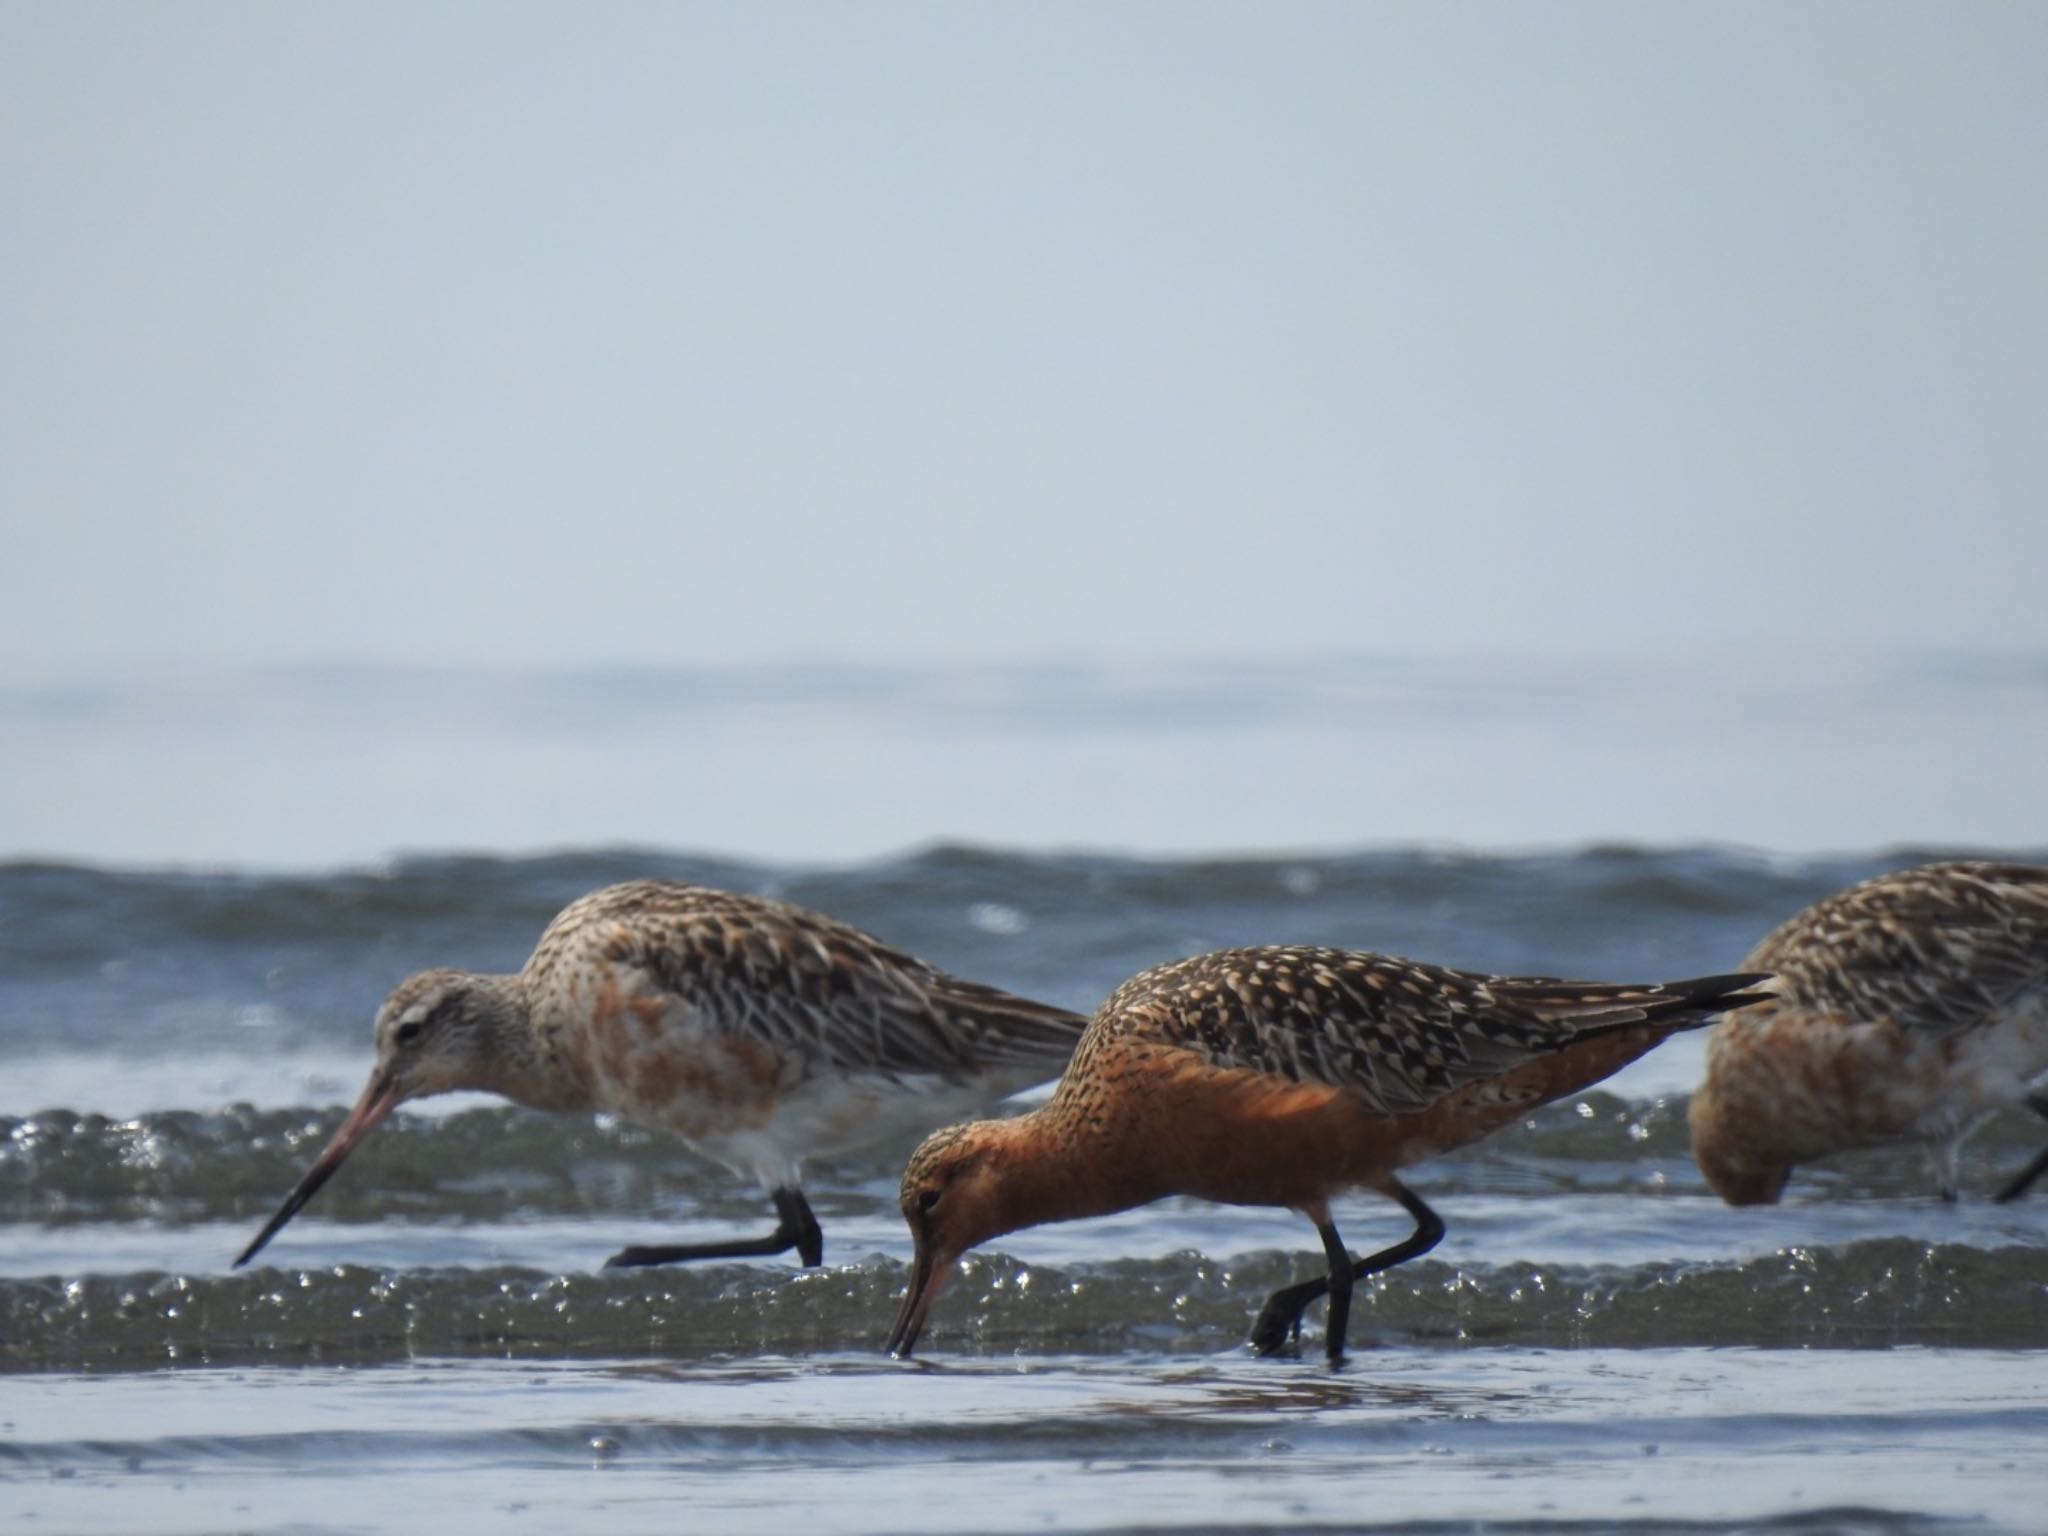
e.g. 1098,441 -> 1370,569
887,947 -> 1767,1362
1690,860 -> 2048,1206
234,880 -> 1089,1270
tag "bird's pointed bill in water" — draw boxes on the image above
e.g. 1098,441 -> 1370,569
234,1065 -> 404,1267
886,1234 -> 950,1358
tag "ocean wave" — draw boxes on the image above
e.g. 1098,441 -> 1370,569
8,1093 -> 2045,1226
3,1238 -> 2043,1373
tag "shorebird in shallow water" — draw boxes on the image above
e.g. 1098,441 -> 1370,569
235,881 -> 1089,1271
1690,861 -> 2048,1206
888,947 -> 1766,1362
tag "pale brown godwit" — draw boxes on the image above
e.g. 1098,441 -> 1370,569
887,946 -> 1766,1362
1690,860 -> 2048,1205
234,880 -> 1089,1270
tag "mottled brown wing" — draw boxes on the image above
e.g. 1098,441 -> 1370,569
558,880 -> 1089,1079
1748,861 -> 2048,1040
1102,946 -> 1766,1116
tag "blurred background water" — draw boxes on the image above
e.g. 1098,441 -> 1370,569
6,651 -> 2045,868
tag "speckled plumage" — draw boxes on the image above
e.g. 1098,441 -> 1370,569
1091,947 -> 1751,1116
1690,861 -> 2048,1205
236,880 -> 1088,1270
527,880 -> 1088,1092
891,946 -> 1765,1361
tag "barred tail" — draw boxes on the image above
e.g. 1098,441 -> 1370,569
1504,970 -> 1775,1041
933,974 -> 1092,1069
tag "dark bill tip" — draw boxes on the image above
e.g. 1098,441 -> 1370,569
885,1244 -> 948,1359
233,1068 -> 402,1268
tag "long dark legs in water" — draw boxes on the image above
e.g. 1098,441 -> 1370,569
1313,1218 -> 1356,1362
604,1186 -> 825,1269
1248,1179 -> 1446,1363
1994,1090 -> 2048,1204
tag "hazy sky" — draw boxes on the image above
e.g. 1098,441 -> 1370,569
6,3 -> 2046,678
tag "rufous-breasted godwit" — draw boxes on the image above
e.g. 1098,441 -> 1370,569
1690,860 -> 2048,1205
888,946 -> 1767,1362
234,880 -> 1089,1270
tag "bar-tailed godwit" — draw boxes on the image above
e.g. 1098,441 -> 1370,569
234,880 -> 1088,1270
1690,860 -> 2048,1205
887,946 -> 1766,1362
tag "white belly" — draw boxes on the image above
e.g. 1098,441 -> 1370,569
627,1068 -> 1050,1190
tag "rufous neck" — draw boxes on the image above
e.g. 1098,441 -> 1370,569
976,1103 -> 1166,1241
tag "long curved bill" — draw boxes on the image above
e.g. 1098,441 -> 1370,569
885,1242 -> 952,1358
233,1067 -> 403,1268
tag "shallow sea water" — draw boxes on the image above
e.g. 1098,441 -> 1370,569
10,1350 -> 2045,1535
3,845 -> 2046,1533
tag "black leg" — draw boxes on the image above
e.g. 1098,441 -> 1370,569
1317,1220 -> 1355,1365
1994,1147 -> 2048,1204
1247,1181 -> 1447,1359
1993,1091 -> 2048,1204
787,1186 -> 825,1266
604,1186 -> 825,1269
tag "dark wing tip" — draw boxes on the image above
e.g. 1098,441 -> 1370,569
1660,970 -> 1776,1014
933,978 -> 1092,1062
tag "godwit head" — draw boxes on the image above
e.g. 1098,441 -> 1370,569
1687,1095 -> 1794,1206
234,966 -> 537,1267
887,1120 -> 1044,1357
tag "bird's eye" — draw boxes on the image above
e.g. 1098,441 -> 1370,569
394,1017 -> 428,1046
917,1187 -> 941,1215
